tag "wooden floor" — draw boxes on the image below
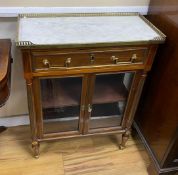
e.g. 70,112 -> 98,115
0,126 -> 151,175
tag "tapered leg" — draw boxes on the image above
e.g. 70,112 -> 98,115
32,141 -> 40,158
26,79 -> 39,158
115,134 -> 122,148
119,129 -> 131,149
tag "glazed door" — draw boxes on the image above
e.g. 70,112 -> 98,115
39,75 -> 86,135
86,72 -> 135,133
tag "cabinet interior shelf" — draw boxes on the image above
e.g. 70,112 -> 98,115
41,77 -> 128,109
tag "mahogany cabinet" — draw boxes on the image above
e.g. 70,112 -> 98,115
134,1 -> 178,174
0,39 -> 11,107
0,39 -> 12,133
17,13 -> 165,158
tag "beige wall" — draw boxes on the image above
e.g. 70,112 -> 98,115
0,0 -> 149,7
0,17 -> 28,117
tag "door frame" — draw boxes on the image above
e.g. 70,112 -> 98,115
84,70 -> 143,134
32,69 -> 144,139
32,73 -> 88,139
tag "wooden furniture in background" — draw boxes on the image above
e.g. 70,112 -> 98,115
17,13 -> 165,158
134,1 -> 178,174
0,39 -> 12,133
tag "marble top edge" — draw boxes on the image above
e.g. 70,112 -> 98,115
18,12 -> 140,18
16,40 -> 165,48
16,13 -> 166,47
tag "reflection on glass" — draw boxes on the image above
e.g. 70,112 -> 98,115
40,77 -> 82,134
89,72 -> 134,129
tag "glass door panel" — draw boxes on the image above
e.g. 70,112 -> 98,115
40,76 -> 82,134
89,72 -> 134,130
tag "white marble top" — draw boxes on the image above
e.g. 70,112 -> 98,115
17,14 -> 165,46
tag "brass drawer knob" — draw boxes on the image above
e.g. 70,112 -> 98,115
111,56 -> 119,64
43,59 -> 50,68
65,57 -> 72,67
131,54 -> 137,63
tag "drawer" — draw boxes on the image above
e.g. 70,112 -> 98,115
32,52 -> 91,71
32,47 -> 148,71
91,48 -> 148,66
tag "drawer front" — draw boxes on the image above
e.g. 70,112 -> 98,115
92,48 -> 148,66
32,48 -> 148,71
32,52 -> 91,71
